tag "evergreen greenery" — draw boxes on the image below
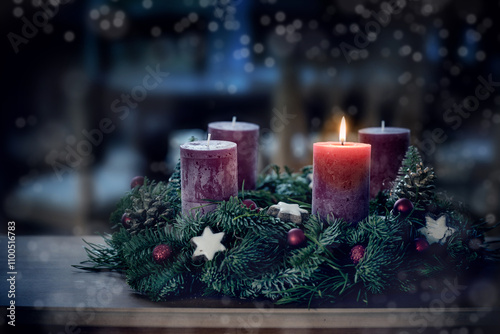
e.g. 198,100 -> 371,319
76,146 -> 499,306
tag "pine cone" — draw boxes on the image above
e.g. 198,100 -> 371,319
124,181 -> 174,235
392,162 -> 436,204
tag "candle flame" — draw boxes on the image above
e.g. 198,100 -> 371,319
339,116 -> 346,144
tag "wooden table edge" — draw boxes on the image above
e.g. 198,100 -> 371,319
18,306 -> 500,329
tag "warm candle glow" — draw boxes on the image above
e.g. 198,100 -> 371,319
339,116 -> 346,144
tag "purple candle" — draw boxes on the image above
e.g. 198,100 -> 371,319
208,119 -> 259,190
312,117 -> 371,224
358,123 -> 410,198
180,139 -> 238,216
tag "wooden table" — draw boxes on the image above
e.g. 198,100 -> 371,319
1,235 -> 499,333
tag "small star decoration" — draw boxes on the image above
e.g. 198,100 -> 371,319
191,226 -> 226,261
267,201 -> 309,224
418,214 -> 456,245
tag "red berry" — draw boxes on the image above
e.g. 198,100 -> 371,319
393,198 -> 414,217
152,244 -> 173,264
131,176 -> 144,189
121,213 -> 132,228
287,228 -> 306,247
350,245 -> 365,264
415,237 -> 429,252
242,199 -> 258,210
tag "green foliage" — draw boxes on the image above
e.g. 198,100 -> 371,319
72,228 -> 131,272
166,160 -> 182,213
258,215 -> 349,305
243,165 -> 312,208
77,153 -> 499,306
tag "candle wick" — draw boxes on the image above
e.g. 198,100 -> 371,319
232,116 -> 236,128
341,140 -> 344,146
207,133 -> 211,148
381,120 -> 385,132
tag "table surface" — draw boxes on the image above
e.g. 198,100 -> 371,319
1,235 -> 499,333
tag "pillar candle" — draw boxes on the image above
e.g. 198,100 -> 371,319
208,120 -> 259,190
358,124 -> 410,198
312,117 -> 371,224
312,142 -> 371,224
180,140 -> 238,216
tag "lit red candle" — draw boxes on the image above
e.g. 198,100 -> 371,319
312,117 -> 371,224
208,118 -> 259,190
180,136 -> 238,216
358,122 -> 410,198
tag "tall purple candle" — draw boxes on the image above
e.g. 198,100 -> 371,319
312,142 -> 371,224
208,120 -> 259,190
358,125 -> 410,198
312,117 -> 371,224
180,140 -> 238,216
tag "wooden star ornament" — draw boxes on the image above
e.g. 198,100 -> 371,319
191,226 -> 226,261
267,201 -> 309,225
418,214 -> 456,245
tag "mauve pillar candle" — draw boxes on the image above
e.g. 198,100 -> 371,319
180,140 -> 238,216
358,126 -> 410,198
208,121 -> 259,190
312,142 -> 371,224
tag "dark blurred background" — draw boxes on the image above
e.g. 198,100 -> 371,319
1,0 -> 499,235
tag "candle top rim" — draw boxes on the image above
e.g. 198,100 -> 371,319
358,127 -> 410,134
181,140 -> 237,151
314,142 -> 371,148
208,121 -> 259,131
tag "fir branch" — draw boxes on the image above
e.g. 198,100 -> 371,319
73,229 -> 131,272
127,254 -> 195,301
356,238 -> 406,294
221,231 -> 284,279
211,197 -> 295,235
